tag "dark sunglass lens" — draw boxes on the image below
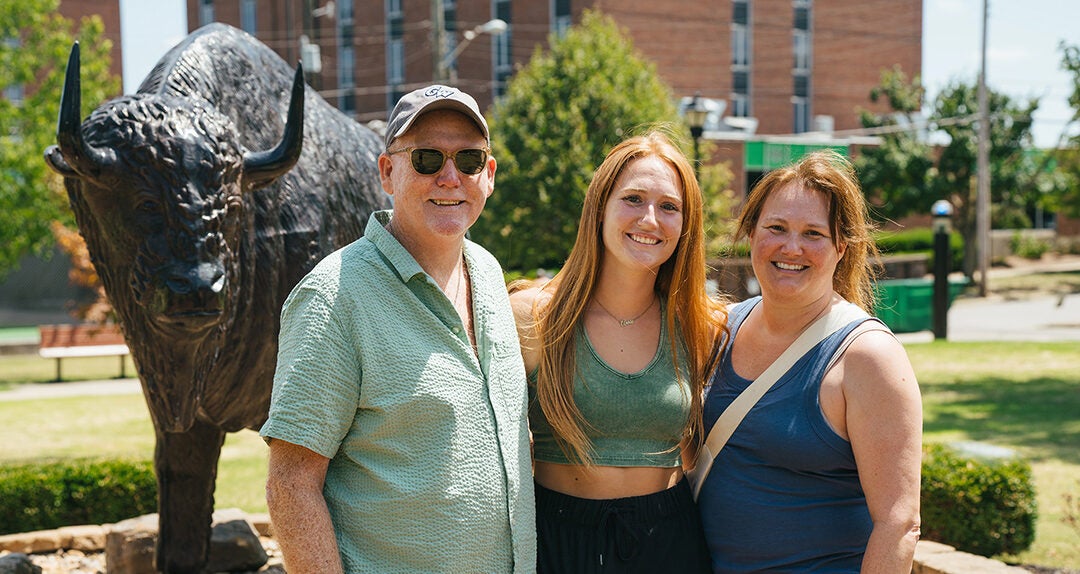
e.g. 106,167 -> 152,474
454,149 -> 486,174
411,149 -> 446,174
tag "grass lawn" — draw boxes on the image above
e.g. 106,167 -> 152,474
0,341 -> 1078,567
906,341 -> 1080,569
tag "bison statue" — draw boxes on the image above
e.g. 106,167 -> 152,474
44,24 -> 390,572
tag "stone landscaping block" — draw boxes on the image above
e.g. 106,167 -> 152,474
57,525 -> 107,551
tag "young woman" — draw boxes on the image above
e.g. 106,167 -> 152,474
698,151 -> 922,572
511,131 -> 727,573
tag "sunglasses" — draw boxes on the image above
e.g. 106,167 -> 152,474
387,147 -> 491,175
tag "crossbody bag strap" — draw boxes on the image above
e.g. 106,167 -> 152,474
689,301 -> 870,500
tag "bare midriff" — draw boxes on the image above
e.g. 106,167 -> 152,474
534,460 -> 683,499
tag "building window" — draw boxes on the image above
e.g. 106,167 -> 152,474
444,0 -> 458,78
793,97 -> 809,133
731,0 -> 750,117
199,0 -> 215,26
791,0 -> 811,133
793,30 -> 809,72
732,24 -> 748,67
336,1 -> 355,114
493,0 -> 512,97
388,39 -> 404,85
552,0 -> 571,35
240,0 -> 256,33
2,37 -> 21,106
731,94 -> 748,118
339,46 -> 355,114
386,0 -> 405,109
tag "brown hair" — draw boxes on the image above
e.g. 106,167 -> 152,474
735,150 -> 880,312
533,131 -> 727,465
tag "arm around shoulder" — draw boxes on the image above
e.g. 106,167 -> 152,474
508,285 -> 550,374
265,438 -> 344,574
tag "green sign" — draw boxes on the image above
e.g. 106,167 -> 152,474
744,141 -> 848,171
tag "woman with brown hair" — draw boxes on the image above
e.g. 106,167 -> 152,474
697,151 -> 922,572
511,130 -> 726,573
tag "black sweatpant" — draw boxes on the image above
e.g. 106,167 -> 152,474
535,478 -> 712,573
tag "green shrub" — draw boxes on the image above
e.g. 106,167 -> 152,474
921,443 -> 1037,557
1010,232 -> 1051,260
876,228 -> 965,272
0,458 -> 157,535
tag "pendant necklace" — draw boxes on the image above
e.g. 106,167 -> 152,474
593,295 -> 657,327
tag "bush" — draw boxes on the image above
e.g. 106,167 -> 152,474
876,228 -> 965,272
0,458 -> 157,535
921,443 -> 1037,557
1010,231 -> 1051,260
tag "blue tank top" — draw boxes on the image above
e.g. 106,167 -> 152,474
699,296 -> 876,572
529,305 -> 691,467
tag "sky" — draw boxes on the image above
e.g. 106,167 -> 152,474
118,0 -> 1080,148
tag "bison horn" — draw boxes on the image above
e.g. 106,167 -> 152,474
243,63 -> 306,188
49,42 -> 115,178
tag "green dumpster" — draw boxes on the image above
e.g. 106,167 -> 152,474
873,278 -> 968,333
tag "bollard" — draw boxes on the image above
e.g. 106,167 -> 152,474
931,200 -> 954,340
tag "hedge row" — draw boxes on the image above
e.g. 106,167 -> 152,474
0,446 -> 1039,560
0,458 -> 157,535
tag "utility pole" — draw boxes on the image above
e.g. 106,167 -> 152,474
976,0 -> 991,296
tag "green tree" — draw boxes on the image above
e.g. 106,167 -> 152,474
475,10 -> 715,271
1051,42 -> 1080,218
856,67 -> 1039,276
0,0 -> 118,278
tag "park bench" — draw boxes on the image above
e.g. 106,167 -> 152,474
38,323 -> 130,382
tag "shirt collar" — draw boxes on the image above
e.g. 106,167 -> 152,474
366,210 -> 427,283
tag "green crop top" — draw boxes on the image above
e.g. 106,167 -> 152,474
528,307 -> 691,467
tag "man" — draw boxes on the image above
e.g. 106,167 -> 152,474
261,85 -> 535,573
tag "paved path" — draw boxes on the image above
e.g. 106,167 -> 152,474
896,291 -> 1080,344
0,378 -> 140,401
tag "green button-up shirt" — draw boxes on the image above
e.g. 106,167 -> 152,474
261,210 -> 535,573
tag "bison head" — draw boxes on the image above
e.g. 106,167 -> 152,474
44,44 -> 304,431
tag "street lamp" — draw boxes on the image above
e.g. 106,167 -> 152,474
682,93 -> 709,178
436,18 -> 507,85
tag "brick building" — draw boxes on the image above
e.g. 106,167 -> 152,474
60,0 -> 123,82
186,0 -> 921,195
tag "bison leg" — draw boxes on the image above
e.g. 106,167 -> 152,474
154,418 -> 226,574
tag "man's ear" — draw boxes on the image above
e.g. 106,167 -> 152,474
378,153 -> 396,196
483,155 -> 497,198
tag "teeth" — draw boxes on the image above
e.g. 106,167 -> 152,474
432,199 -> 462,206
775,262 -> 805,271
629,234 -> 660,245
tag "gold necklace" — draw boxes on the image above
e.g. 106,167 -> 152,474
593,295 -> 656,327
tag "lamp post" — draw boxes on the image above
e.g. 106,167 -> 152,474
435,18 -> 507,85
683,93 -> 708,179
931,199 -> 954,340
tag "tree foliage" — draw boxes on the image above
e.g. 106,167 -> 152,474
1050,42 -> 1080,218
856,67 -> 1039,275
474,10 -> 708,271
0,0 -> 118,278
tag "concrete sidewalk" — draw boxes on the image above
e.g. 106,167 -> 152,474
896,291 -> 1080,344
0,378 -> 140,401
